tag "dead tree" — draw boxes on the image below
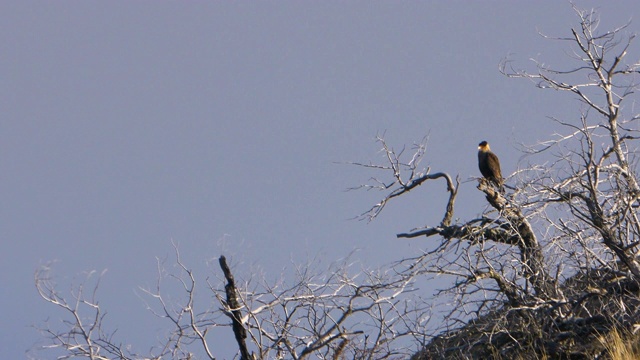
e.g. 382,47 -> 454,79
500,6 -> 640,282
353,134 -> 562,309
351,6 -> 640,358
34,243 -> 431,359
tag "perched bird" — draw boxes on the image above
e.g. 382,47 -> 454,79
478,141 -> 503,191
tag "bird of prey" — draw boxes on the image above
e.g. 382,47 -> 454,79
478,141 -> 503,191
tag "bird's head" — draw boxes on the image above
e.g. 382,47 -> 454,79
478,141 -> 490,152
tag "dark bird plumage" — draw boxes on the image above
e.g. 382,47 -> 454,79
478,141 -> 503,191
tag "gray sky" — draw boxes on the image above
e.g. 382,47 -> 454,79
1,2 -> 637,358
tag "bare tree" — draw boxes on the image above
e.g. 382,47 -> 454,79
502,5 -> 640,276
350,6 -> 640,359
34,244 -> 432,359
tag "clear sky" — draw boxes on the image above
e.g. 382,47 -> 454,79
1,2 -> 637,358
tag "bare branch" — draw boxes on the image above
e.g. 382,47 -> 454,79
219,256 -> 251,360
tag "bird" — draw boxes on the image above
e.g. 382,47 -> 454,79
478,141 -> 503,191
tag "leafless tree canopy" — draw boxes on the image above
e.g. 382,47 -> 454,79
33,7 -> 640,360
34,245 -> 433,360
